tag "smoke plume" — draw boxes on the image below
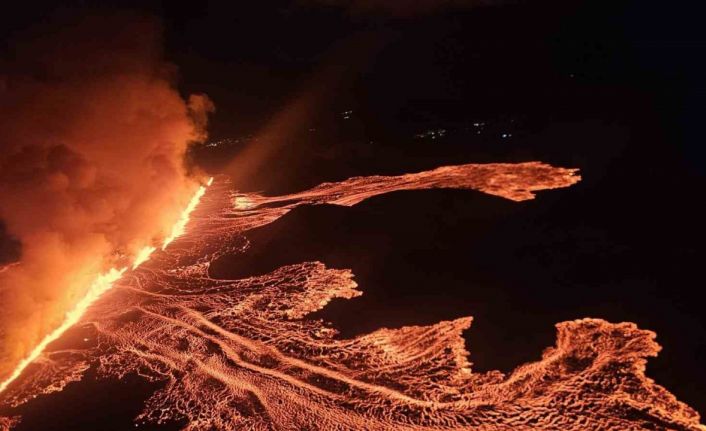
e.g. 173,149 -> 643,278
0,13 -> 213,381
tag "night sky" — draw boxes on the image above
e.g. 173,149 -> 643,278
2,0 -> 706,427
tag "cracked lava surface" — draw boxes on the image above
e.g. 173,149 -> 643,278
1,162 -> 704,431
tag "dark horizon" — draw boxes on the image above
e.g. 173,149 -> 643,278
1,1 -> 705,429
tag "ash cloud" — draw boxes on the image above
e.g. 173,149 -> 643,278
0,13 -> 213,380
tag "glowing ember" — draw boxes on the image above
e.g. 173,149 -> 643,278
1,164 -> 703,431
0,178 -> 214,396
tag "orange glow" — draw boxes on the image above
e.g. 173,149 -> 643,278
2,164 -> 704,431
0,178 -> 213,395
132,246 -> 156,269
233,195 -> 255,210
0,267 -> 125,394
162,178 -> 213,250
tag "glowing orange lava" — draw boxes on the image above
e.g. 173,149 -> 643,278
0,178 -> 213,396
132,246 -> 157,269
0,267 -> 126,395
1,165 -> 703,431
162,178 -> 213,250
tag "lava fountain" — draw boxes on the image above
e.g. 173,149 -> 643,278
0,178 -> 213,395
1,162 -> 703,431
0,14 -> 215,390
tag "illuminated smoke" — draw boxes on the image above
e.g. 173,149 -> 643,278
0,179 -> 212,395
223,32 -> 386,190
4,163 -> 706,430
0,14 -> 213,384
0,163 -> 703,430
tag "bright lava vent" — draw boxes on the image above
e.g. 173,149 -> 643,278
1,163 -> 704,431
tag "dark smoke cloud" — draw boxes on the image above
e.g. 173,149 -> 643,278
0,12 -> 213,380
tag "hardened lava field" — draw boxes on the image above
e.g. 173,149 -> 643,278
1,162 -> 704,431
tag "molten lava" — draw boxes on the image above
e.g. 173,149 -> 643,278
132,246 -> 157,270
0,267 -> 125,395
1,164 -> 703,431
0,178 -> 213,396
162,178 -> 213,250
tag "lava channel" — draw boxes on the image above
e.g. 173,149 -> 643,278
1,162 -> 704,431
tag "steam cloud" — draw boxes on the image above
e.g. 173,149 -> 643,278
0,13 -> 213,381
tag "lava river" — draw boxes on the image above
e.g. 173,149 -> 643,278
1,162 -> 704,431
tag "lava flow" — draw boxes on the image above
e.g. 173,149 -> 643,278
0,178 -> 213,396
1,163 -> 704,431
